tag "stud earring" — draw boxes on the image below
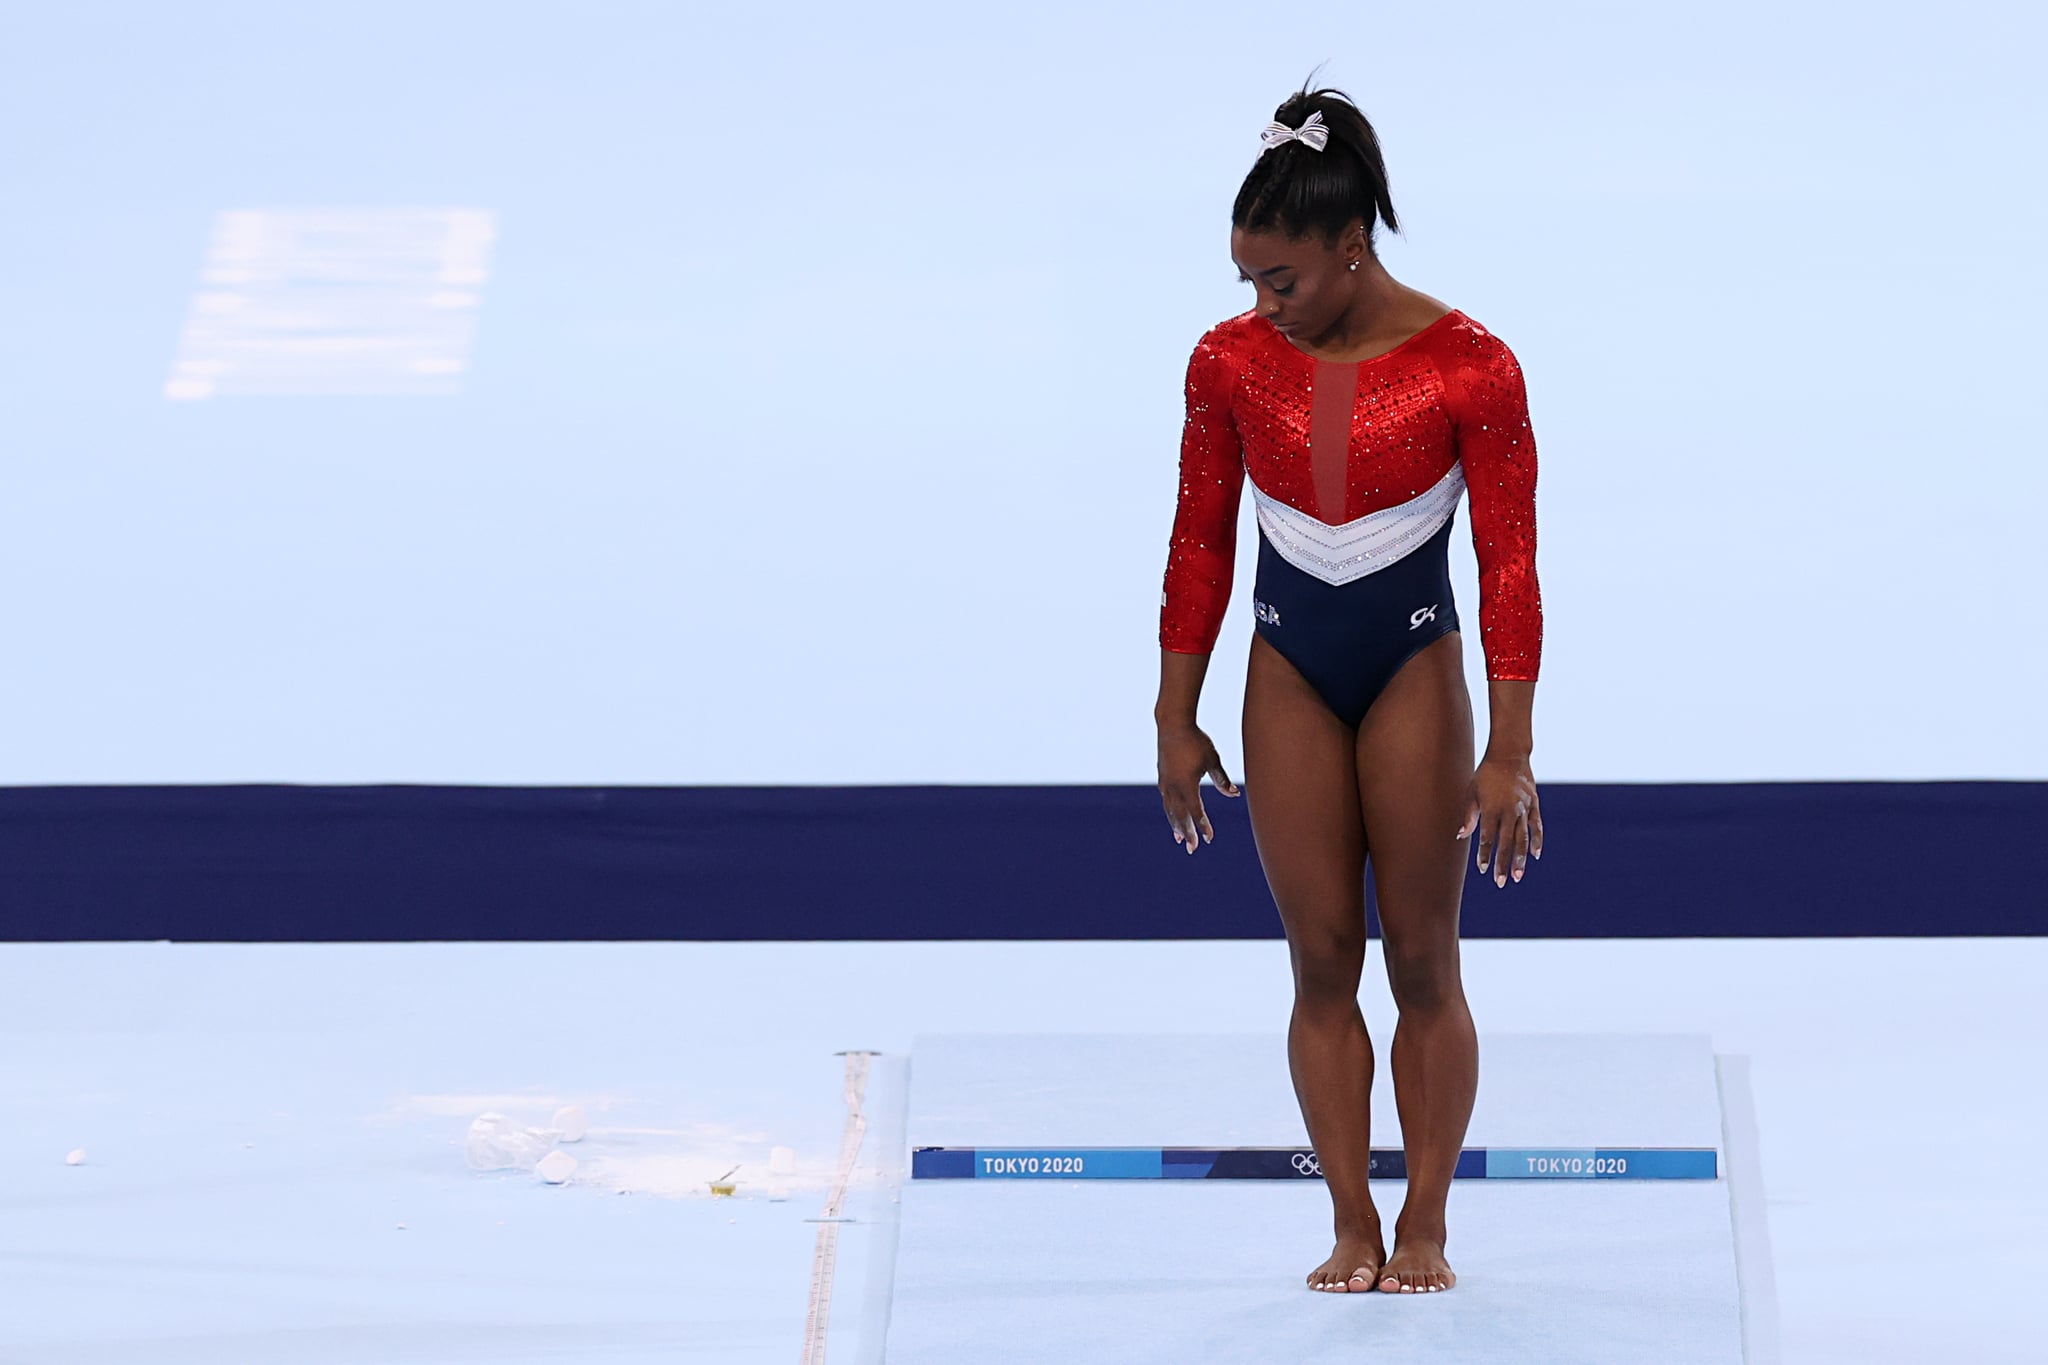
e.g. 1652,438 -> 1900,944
1347,261 -> 1358,271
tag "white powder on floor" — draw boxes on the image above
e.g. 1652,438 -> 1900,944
389,1091 -> 881,1199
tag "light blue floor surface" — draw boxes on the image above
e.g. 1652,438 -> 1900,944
5,939 -> 2046,1364
893,1181 -> 1739,1365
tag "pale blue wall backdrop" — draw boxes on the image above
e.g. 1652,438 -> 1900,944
0,0 -> 2039,784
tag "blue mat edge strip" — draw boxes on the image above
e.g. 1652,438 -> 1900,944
910,1146 -> 1719,1180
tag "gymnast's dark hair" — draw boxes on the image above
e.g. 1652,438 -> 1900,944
1233,69 -> 1399,253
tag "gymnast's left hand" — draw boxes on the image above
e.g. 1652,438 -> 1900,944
1458,756 -> 1542,888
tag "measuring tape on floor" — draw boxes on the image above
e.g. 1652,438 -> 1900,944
800,1050 -> 875,1365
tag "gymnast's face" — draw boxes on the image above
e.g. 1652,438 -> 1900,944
1230,223 -> 1365,339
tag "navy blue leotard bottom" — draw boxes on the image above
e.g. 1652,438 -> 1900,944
1250,509 -> 1463,729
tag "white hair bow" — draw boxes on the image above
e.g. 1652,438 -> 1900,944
1259,110 -> 1329,152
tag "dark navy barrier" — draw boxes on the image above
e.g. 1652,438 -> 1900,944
0,782 -> 2041,941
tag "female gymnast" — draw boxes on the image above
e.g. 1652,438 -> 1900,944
1154,79 -> 1544,1296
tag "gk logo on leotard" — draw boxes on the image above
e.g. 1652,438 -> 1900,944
1292,1151 -> 1322,1177
1254,598 -> 1282,626
1408,604 -> 1438,629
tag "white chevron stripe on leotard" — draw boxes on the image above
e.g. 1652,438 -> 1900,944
1249,463 -> 1466,586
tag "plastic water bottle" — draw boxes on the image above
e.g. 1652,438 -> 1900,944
466,1112 -> 555,1171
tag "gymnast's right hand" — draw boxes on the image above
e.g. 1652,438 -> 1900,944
1157,723 -> 1241,854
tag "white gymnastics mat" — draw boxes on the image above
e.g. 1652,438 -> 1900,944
907,1031 -> 1724,1150
885,1032 -> 1745,1365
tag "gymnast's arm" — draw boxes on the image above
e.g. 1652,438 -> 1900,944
1450,332 -> 1545,885
1156,337 -> 1246,853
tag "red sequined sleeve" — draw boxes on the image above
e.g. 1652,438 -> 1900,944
1443,330 -> 1542,681
1159,333 -> 1246,654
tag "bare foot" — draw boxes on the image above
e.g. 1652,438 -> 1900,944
1306,1225 -> 1387,1293
1377,1235 -> 1456,1294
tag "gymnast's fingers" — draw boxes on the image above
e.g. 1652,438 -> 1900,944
1183,792 -> 1209,853
1475,804 -> 1498,875
1510,807 -> 1531,883
1206,757 -> 1240,798
1491,804 -> 1521,887
1158,782 -> 1189,846
1160,783 -> 1203,854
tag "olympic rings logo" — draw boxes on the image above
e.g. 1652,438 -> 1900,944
1291,1150 -> 1322,1177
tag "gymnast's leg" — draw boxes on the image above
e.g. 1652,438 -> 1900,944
1242,632 -> 1383,1293
1355,629 -> 1478,1293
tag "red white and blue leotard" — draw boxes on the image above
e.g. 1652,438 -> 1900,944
1159,307 -> 1541,723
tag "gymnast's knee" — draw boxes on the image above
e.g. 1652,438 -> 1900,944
1384,945 -> 1463,1017
1288,930 -> 1367,1014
